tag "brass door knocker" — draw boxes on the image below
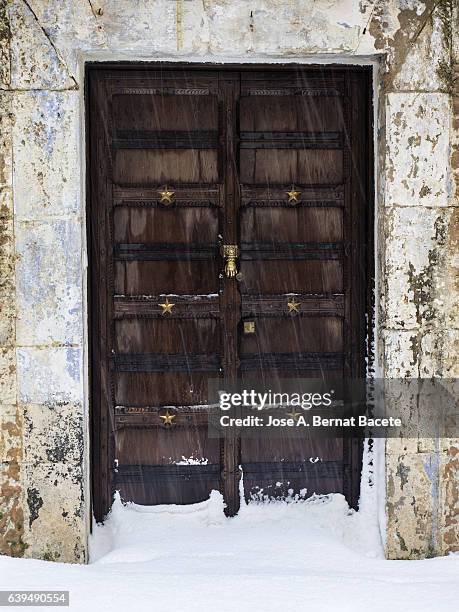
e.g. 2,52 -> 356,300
221,244 -> 239,278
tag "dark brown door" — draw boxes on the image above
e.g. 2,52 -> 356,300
88,66 -> 371,521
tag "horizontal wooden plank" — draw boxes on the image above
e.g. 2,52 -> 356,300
114,243 -> 218,261
112,352 -> 221,372
240,242 -> 343,260
114,405 -> 212,428
240,131 -> 342,149
113,186 -> 221,208
241,185 -> 344,207
106,72 -> 219,95
113,130 -> 219,149
241,294 -> 344,317
115,464 -> 220,484
242,460 -> 347,479
240,352 -> 343,371
240,74 -> 345,97
113,295 -> 220,319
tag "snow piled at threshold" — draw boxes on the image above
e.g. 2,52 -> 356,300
1,491 -> 458,612
90,490 -> 383,564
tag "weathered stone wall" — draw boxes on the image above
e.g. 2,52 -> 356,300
382,1 -> 459,559
0,0 -> 457,563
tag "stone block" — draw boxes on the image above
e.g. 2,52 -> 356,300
7,0 -> 74,90
383,328 -> 459,379
0,192 -> 15,348
15,219 -> 83,346
440,445 -> 459,554
0,0 -> 10,89
0,93 -> 12,188
0,347 -> 16,404
392,11 -> 445,92
0,187 -> 13,218
12,91 -> 80,219
386,452 -> 440,559
0,461 -> 26,557
0,405 -> 22,463
16,347 -> 82,405
386,93 -> 450,207
88,0 -> 177,54
419,330 -> 459,377
386,437 -> 419,455
384,207 -> 452,329
23,403 -> 84,465
0,212 -> 14,289
442,207 -> 459,328
204,0 -> 361,55
382,329 -> 420,378
0,282 -> 15,347
22,461 -> 86,563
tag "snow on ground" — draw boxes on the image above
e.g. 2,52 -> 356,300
1,491 -> 458,612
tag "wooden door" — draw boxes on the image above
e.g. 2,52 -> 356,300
88,66 -> 371,521
237,70 -> 368,505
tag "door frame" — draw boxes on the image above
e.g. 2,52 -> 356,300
85,62 -> 375,522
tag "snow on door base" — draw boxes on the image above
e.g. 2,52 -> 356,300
90,490 -> 383,564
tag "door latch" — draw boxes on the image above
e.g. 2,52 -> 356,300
243,320 -> 256,334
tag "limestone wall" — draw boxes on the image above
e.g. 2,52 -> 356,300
0,0 -> 457,563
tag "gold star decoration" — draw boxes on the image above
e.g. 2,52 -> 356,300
158,188 -> 175,204
287,410 -> 302,421
287,299 -> 301,314
158,297 -> 175,315
286,188 -> 301,203
159,410 -> 176,426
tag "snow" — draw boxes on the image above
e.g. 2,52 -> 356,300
1,491 -> 458,612
173,455 -> 209,465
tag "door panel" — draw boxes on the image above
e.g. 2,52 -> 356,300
237,70 -> 366,502
239,95 -> 344,131
240,260 -> 343,294
115,372 -> 211,406
240,207 -> 343,243
114,207 -> 219,244
115,319 -> 220,354
89,66 -> 370,520
113,93 -> 219,130
239,317 -> 343,354
114,149 -> 219,184
116,428 -> 220,466
239,149 -> 343,184
114,260 -> 219,294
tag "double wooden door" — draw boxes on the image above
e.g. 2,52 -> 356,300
88,66 -> 371,521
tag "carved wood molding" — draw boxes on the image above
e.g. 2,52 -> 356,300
113,186 -> 221,208
241,293 -> 345,317
113,295 -> 220,319
240,185 -> 344,207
